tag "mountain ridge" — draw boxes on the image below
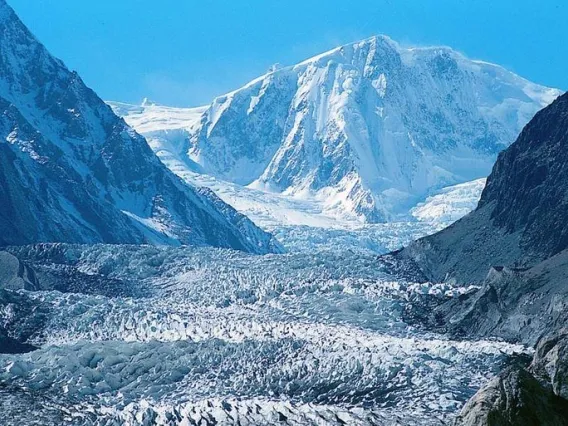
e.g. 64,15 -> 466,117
111,35 -> 560,222
0,0 -> 281,254
398,91 -> 568,285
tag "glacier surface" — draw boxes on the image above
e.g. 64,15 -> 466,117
0,244 -> 528,425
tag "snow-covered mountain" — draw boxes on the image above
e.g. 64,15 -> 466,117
111,36 -> 560,222
105,103 -> 477,252
0,0 -> 280,254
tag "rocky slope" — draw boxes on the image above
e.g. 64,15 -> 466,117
399,91 -> 568,285
0,0 -> 280,254
455,332 -> 568,426
416,249 -> 568,346
172,36 -> 559,222
400,94 -> 568,346
455,366 -> 568,426
396,91 -> 568,424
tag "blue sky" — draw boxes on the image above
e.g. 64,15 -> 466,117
9,0 -> 567,107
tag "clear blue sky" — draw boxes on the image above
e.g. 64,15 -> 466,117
9,0 -> 567,107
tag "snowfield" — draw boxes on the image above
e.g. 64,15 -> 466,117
0,244 -> 528,425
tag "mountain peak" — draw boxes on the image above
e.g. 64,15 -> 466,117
293,34 -> 461,71
179,35 -> 560,222
354,34 -> 399,48
141,97 -> 160,107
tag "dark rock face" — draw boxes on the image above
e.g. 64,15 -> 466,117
456,332 -> 568,426
531,330 -> 568,400
399,92 -> 568,284
0,0 -> 280,254
479,93 -> 568,261
455,366 -> 568,426
0,251 -> 38,291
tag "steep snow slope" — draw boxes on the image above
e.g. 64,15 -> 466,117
182,36 -> 558,221
0,1 -> 279,254
0,244 -> 527,425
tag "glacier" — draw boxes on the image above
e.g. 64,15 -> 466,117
0,244 -> 528,425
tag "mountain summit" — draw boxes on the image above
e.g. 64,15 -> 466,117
182,35 -> 559,222
0,0 -> 280,253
